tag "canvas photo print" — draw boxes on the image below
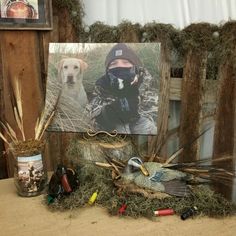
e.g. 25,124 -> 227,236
46,43 -> 160,135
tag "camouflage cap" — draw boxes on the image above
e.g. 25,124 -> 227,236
105,43 -> 142,69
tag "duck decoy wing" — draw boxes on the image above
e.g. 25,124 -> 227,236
162,179 -> 191,197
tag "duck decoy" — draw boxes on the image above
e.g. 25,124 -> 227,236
122,159 -> 191,197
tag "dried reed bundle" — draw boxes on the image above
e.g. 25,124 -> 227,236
0,77 -> 60,150
13,78 -> 25,141
34,93 -> 61,140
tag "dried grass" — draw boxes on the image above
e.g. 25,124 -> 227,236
46,163 -> 236,219
0,77 -> 60,152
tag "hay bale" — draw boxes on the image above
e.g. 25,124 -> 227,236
67,137 -> 134,165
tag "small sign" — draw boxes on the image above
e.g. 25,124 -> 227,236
0,0 -> 52,30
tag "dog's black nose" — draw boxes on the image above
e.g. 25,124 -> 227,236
67,76 -> 74,84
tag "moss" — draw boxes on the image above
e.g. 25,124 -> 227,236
142,23 -> 181,48
181,23 -> 219,55
218,21 -> 236,64
82,22 -> 119,43
46,164 -> 236,219
118,21 -> 142,42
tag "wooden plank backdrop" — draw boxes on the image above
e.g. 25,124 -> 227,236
0,45 -> 7,179
179,51 -> 207,163
213,61 -> 236,198
0,5 -> 235,200
0,31 -> 44,176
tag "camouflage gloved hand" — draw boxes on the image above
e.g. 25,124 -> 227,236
105,97 -> 139,123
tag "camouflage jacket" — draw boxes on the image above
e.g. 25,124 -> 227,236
87,68 -> 158,130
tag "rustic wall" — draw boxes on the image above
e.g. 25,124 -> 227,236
0,4 -> 235,203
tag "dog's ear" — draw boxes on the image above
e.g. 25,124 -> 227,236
78,59 -> 88,73
56,59 -> 66,83
57,59 -> 65,73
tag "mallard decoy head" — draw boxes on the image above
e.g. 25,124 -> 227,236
126,157 -> 149,176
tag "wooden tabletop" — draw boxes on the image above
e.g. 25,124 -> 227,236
0,177 -> 236,236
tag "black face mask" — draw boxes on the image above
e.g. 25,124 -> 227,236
108,67 -> 136,81
107,67 -> 137,91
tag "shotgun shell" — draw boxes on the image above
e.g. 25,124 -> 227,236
61,174 -> 72,193
47,195 -> 55,204
88,191 -> 98,205
118,204 -> 127,214
181,206 -> 198,220
61,166 -> 72,193
154,208 -> 175,216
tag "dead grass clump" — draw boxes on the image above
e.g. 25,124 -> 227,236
46,164 -> 236,219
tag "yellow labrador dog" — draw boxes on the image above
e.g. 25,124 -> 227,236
58,57 -> 88,109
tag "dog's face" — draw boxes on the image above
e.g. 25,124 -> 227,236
58,58 -> 88,87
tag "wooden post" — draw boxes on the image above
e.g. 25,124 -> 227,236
179,51 -> 207,162
213,62 -> 235,157
0,31 -> 44,176
233,79 -> 236,202
234,82 -> 236,164
149,49 -> 171,160
213,61 -> 235,199
52,5 -> 78,42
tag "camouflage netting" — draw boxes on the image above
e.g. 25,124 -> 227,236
46,163 -> 236,219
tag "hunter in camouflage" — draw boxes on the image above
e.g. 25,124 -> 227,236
87,43 -> 158,135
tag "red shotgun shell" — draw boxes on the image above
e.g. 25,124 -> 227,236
61,174 -> 72,193
118,204 -> 127,214
154,208 -> 175,216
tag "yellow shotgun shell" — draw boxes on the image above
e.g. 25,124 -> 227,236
88,191 -> 98,205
